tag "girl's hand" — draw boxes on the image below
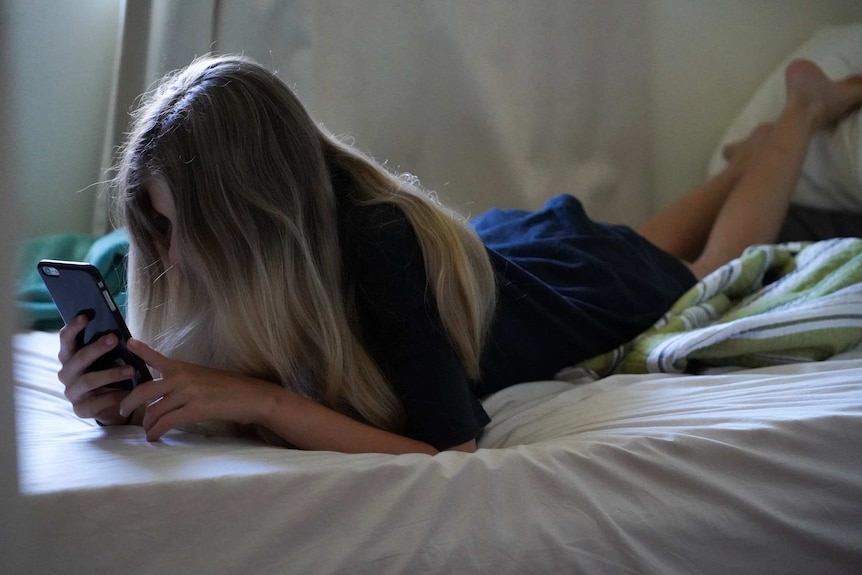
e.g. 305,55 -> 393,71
119,339 -> 277,441
57,314 -> 134,425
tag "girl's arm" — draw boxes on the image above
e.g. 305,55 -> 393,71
118,338 -> 476,455
259,387 -> 476,454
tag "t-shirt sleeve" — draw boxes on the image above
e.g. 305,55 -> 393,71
341,203 -> 490,450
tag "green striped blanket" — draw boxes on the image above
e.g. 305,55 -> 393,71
571,238 -> 862,378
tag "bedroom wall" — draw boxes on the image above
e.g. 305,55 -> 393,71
7,0 -> 120,239
8,1 -> 862,240
649,0 -> 862,208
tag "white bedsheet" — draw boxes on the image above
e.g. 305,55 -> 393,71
14,331 -> 862,574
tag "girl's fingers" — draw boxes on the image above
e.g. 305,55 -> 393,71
127,338 -> 171,373
63,365 -> 134,403
140,391 -> 185,425
71,388 -> 127,420
57,314 -> 88,363
143,411 -> 174,441
137,391 -> 191,441
58,333 -> 121,386
119,378 -> 174,418
143,405 -> 193,442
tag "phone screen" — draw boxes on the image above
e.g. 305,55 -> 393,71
38,260 -> 152,390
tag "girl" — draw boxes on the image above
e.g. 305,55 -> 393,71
58,55 -> 862,454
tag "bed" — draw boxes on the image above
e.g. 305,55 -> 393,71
14,330 -> 862,573
13,23 -> 862,575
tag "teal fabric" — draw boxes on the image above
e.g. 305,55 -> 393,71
16,228 -> 130,330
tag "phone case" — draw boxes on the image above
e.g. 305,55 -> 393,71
37,259 -> 152,390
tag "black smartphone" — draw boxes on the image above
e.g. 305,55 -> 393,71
37,259 -> 152,390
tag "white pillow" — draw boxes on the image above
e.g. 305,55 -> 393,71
707,24 -> 862,212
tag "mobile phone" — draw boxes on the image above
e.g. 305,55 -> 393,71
37,259 -> 152,390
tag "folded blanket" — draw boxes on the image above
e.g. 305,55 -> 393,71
567,238 -> 862,378
16,229 -> 130,330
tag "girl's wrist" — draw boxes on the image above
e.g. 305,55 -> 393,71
254,383 -> 293,429
233,376 -> 290,428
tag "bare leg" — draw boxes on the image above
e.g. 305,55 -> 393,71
638,124 -> 772,261
642,60 -> 862,279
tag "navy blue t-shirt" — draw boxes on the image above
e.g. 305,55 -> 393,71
338,194 -> 696,450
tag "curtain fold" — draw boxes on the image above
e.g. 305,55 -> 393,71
92,0 -> 653,232
93,0 -> 153,234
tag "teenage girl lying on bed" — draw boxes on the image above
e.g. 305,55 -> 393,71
56,56 -> 862,454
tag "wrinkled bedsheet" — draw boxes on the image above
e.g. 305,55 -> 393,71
14,331 -> 862,574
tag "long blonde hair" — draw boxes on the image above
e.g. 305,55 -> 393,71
113,55 -> 496,434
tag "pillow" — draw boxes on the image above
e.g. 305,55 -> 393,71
707,24 -> 862,213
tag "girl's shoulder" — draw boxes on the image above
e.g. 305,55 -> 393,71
340,197 -> 407,229
337,199 -> 415,258
337,197 -> 428,315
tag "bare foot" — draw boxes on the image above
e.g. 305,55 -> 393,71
784,59 -> 862,130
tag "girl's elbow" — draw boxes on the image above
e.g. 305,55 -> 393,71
442,439 -> 478,454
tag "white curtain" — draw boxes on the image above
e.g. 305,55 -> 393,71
94,0 -> 653,233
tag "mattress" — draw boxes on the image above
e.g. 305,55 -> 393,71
14,330 -> 862,574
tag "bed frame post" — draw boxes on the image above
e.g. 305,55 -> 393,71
0,2 -> 31,572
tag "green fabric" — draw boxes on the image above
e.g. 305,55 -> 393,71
16,228 -> 130,330
576,238 -> 862,377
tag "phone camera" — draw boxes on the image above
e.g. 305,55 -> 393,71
42,266 -> 60,277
